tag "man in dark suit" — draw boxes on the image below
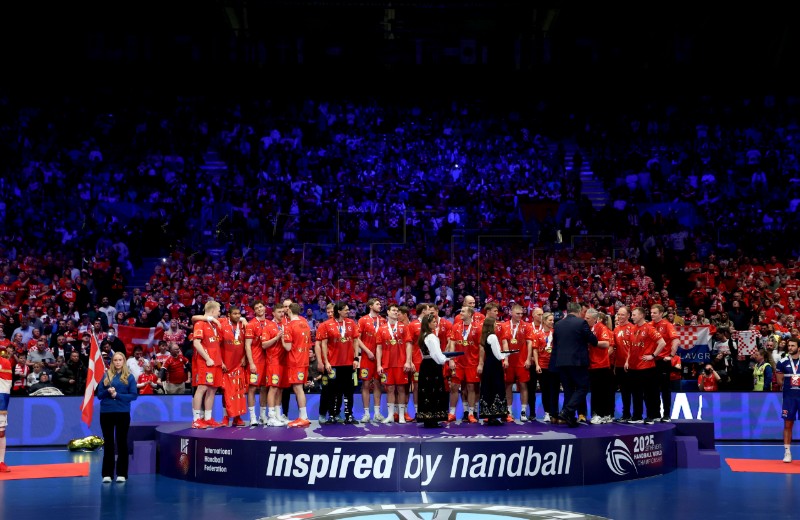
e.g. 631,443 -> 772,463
552,301 -> 598,427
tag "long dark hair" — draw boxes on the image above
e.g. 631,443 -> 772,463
419,314 -> 436,355
480,317 -> 496,347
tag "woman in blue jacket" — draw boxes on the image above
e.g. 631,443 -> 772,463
97,351 -> 138,483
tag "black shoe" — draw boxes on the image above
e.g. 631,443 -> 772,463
558,411 -> 578,428
644,417 -> 656,425
343,415 -> 356,425
328,415 -> 339,424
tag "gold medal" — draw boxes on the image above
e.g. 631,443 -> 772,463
390,339 -> 397,345
462,339 -> 468,346
234,340 -> 241,344
510,339 -> 518,344
340,335 -> 347,342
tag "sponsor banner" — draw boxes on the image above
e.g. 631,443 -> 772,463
159,434 -> 582,491
581,430 -> 675,485
420,440 -> 580,491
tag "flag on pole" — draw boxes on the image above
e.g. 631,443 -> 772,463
81,332 -> 105,427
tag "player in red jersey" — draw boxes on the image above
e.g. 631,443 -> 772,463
314,303 -> 336,423
1,349 -> 12,472
585,308 -> 615,424
319,301 -> 360,424
629,307 -> 666,424
376,304 -> 413,423
263,305 -> 289,426
191,300 -> 224,429
448,306 -> 482,423
219,306 -> 248,427
283,303 -> 312,427
356,298 -> 384,422
613,306 -> 635,422
501,304 -> 533,421
650,304 -> 680,422
244,301 -> 276,426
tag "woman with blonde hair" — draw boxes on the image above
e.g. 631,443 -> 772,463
96,351 -> 138,483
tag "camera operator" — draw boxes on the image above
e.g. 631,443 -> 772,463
698,363 -> 721,391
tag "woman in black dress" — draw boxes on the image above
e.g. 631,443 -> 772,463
477,317 -> 511,425
416,314 -> 449,427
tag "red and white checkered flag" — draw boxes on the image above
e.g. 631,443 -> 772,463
732,329 -> 759,356
674,325 -> 712,350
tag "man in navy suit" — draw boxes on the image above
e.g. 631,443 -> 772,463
552,302 -> 598,427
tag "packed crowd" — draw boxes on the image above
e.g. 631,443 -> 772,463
3,88 -> 800,402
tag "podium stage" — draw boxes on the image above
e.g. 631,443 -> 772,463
157,420 -> 679,491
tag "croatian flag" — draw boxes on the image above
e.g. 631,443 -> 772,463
732,329 -> 759,357
675,325 -> 712,364
81,332 -> 104,427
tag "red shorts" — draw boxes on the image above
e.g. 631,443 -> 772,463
247,368 -> 266,387
380,367 -> 408,386
359,357 -> 378,381
504,365 -> 531,385
266,364 -> 288,388
464,366 -> 480,384
287,366 -> 309,385
446,364 -> 464,387
194,364 -> 223,388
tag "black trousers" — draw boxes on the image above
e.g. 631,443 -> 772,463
558,365 -> 590,418
630,367 -> 660,420
655,358 -> 673,419
539,368 -> 561,417
614,366 -> 633,418
331,365 -> 355,417
589,367 -> 615,418
100,412 -> 131,479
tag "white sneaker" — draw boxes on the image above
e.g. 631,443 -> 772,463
373,412 -> 385,422
249,416 -> 259,427
382,415 -> 395,424
602,416 -> 614,424
543,413 -> 551,423
784,450 -> 792,463
590,415 -> 604,425
102,476 -> 112,483
399,414 -> 406,424
360,413 -> 371,423
267,417 -> 283,427
278,416 -> 290,426
259,415 -> 269,426
116,476 -> 126,483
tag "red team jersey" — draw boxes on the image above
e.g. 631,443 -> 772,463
651,319 -> 678,360
613,323 -> 635,368
319,318 -> 360,366
449,320 -> 481,367
376,322 -> 411,369
589,321 -> 614,369
629,323 -> 664,370
284,318 -> 312,368
500,320 -> 532,367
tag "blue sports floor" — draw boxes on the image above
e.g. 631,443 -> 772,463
1,443 -> 798,520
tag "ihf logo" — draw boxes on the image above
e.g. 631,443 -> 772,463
178,438 -> 190,475
605,439 -> 637,476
